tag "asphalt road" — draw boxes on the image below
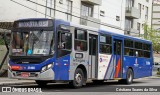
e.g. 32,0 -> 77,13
0,70 -> 159,95
1,76 -> 160,95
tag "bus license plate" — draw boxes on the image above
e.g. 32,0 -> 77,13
21,72 -> 29,77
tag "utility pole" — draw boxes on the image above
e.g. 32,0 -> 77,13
45,0 -> 48,18
151,0 -> 154,30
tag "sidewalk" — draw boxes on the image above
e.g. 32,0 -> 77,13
0,77 -> 35,86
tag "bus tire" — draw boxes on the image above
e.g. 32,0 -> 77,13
35,80 -> 48,86
125,68 -> 133,84
69,68 -> 84,88
92,80 -> 104,84
118,79 -> 125,84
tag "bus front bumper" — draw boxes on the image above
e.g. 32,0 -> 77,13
8,69 -> 54,80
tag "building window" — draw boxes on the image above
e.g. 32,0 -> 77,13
137,23 -> 140,31
126,0 -> 134,12
138,3 -> 141,18
137,23 -> 140,35
145,6 -> 148,21
125,18 -> 133,34
45,0 -> 55,17
66,0 -> 72,21
81,3 -> 93,17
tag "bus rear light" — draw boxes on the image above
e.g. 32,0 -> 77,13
11,66 -> 21,70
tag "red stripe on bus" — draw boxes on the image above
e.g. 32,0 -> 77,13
114,58 -> 121,78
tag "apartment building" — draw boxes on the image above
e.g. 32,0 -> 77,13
152,0 -> 160,30
125,0 -> 152,36
0,0 -> 126,34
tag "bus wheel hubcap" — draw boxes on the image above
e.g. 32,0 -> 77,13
75,73 -> 82,84
128,73 -> 132,82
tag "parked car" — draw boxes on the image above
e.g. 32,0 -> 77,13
154,62 -> 160,65
153,62 -> 160,71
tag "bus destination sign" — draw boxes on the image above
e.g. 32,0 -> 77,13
17,20 -> 49,28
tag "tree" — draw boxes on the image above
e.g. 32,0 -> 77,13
141,23 -> 160,53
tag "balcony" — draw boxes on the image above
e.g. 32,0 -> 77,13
81,0 -> 102,5
0,22 -> 13,30
125,7 -> 140,19
80,16 -> 101,28
125,28 -> 140,36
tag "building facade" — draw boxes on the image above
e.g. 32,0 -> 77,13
152,0 -> 160,30
0,0 -> 153,35
125,0 -> 152,36
0,0 -> 126,34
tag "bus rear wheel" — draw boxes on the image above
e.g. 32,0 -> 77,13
92,80 -> 104,84
118,68 -> 133,84
35,80 -> 48,86
69,68 -> 84,88
125,68 -> 133,84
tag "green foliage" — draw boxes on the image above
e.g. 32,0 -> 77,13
0,36 -> 5,45
157,71 -> 160,75
140,23 -> 160,53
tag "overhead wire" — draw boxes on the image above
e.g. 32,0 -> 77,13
11,0 -> 124,30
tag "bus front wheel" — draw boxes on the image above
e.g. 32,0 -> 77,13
69,68 -> 84,88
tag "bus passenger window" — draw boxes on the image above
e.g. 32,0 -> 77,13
124,48 -> 130,55
57,31 -> 72,58
58,32 -> 72,50
74,29 -> 87,52
99,34 -> 112,54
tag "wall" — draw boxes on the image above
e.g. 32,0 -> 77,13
0,0 -> 41,22
133,0 -> 152,34
0,0 -> 125,34
98,0 -> 125,34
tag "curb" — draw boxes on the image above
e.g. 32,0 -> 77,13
0,82 -> 35,86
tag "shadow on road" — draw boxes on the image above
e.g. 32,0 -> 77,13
8,80 -> 149,92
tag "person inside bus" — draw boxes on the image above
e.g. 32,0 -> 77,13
12,32 -> 23,48
125,48 -> 130,56
76,41 -> 83,51
24,33 -> 29,54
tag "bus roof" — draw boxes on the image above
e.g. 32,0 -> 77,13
15,18 -> 50,22
99,30 -> 152,44
14,18 -> 152,44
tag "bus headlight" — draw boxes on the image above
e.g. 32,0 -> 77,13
41,66 -> 47,73
47,64 -> 53,69
41,63 -> 53,73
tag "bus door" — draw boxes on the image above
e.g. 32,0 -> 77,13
89,34 -> 98,79
113,39 -> 123,78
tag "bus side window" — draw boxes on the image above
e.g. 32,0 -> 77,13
57,31 -> 72,58
100,35 -> 112,54
74,29 -> 87,52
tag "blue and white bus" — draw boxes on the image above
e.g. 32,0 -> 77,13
8,18 -> 153,88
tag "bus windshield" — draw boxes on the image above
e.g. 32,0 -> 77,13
10,30 -> 54,56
